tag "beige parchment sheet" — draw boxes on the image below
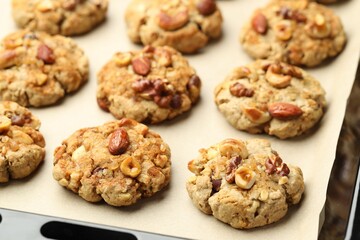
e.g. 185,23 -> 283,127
1,0 -> 360,239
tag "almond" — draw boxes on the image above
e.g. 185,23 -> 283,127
252,12 -> 268,34
158,10 -> 189,31
132,56 -> 151,76
268,102 -> 303,120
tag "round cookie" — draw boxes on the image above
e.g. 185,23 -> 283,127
12,0 -> 108,36
0,101 -> 46,183
214,60 -> 326,139
239,0 -> 346,67
125,0 -> 223,53
53,118 -> 171,206
97,45 -> 201,124
186,138 -> 305,229
0,30 -> 89,107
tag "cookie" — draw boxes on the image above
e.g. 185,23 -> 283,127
239,0 -> 346,67
125,0 -> 223,53
214,60 -> 326,139
0,101 -> 46,183
12,0 -> 108,36
0,30 -> 89,107
186,138 -> 305,229
97,45 -> 201,124
53,118 -> 171,206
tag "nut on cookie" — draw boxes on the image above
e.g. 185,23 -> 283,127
186,138 -> 305,229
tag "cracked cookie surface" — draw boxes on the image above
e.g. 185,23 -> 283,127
0,101 -> 45,183
214,60 -> 326,139
125,0 -> 222,53
186,138 -> 304,229
12,0 -> 108,36
240,0 -> 346,67
53,118 -> 171,206
97,45 -> 201,124
0,30 -> 89,107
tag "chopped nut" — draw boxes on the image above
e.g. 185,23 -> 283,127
279,176 -> 289,185
120,157 -> 141,178
132,56 -> 151,76
37,0 -> 55,12
269,190 -> 282,199
114,53 -> 132,67
252,12 -> 268,34
0,116 -> 11,133
72,145 -> 86,161
315,13 -> 325,26
242,105 -> 271,124
274,20 -> 293,41
305,13 -> 331,39
97,98 -> 110,112
219,139 -> 248,159
235,166 -> 257,189
37,44 -> 55,64
196,0 -> 216,16
0,50 -> 17,69
225,156 -> 242,183
278,7 -> 307,23
154,48 -> 172,67
10,115 -> 25,127
108,128 -> 130,155
188,159 -> 203,174
268,102 -> 303,120
187,75 -> 201,101
230,82 -> 254,98
11,130 -> 34,144
170,94 -> 182,109
259,190 -> 269,201
278,163 -> 290,176
158,10 -> 189,31
35,73 -> 48,86
211,177 -> 222,193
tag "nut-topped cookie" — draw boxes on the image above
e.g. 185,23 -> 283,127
0,101 -> 45,183
125,0 -> 223,53
12,0 -> 108,36
0,30 -> 89,107
214,60 -> 326,139
186,138 -> 305,229
240,0 -> 346,67
53,118 -> 171,206
97,46 -> 201,124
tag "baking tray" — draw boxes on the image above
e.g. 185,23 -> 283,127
1,0 -> 360,239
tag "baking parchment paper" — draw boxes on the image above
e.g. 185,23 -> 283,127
1,0 -> 360,239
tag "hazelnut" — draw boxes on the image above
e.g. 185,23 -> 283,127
235,166 -> 256,189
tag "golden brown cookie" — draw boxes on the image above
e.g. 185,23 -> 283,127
214,60 -> 326,139
125,0 -> 223,53
53,118 -> 171,206
240,0 -> 346,67
0,30 -> 89,107
0,101 -> 45,183
12,0 -> 109,36
186,138 -> 305,229
97,45 -> 201,124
